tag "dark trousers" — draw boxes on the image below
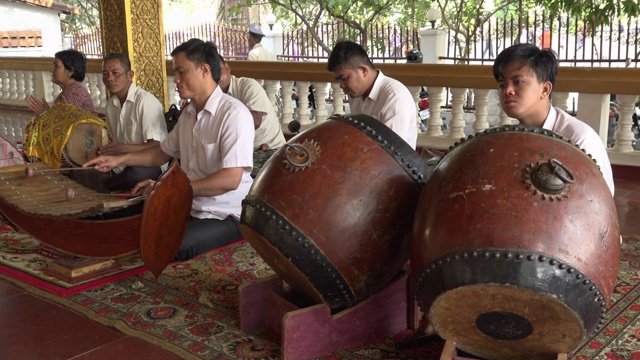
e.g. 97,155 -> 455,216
106,166 -> 162,192
175,215 -> 244,261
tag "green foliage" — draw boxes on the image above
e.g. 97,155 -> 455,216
56,0 -> 100,34
534,0 -> 640,25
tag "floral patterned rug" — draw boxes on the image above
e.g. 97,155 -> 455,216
0,229 -> 145,297
3,236 -> 640,359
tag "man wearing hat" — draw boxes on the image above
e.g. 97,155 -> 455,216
248,23 -> 274,61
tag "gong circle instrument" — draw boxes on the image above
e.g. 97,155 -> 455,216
241,113 -> 427,309
411,125 -> 620,359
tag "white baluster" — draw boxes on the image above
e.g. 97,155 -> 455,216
426,86 -> 444,136
314,82 -> 329,123
16,71 -> 25,101
98,80 -> 107,109
330,83 -> 345,115
0,70 -> 7,99
264,80 -> 278,110
551,91 -> 570,112
51,80 -> 61,102
472,89 -> 491,133
280,80 -> 295,125
408,86 -> 422,133
9,71 -> 18,100
32,70 -> 49,103
87,74 -> 99,109
613,94 -> 637,152
167,76 -> 178,106
296,81 -> 311,125
449,88 -> 467,139
24,71 -> 34,96
499,109 -> 516,125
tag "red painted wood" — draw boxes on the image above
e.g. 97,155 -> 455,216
140,160 -> 192,277
238,276 -> 283,333
238,271 -> 415,360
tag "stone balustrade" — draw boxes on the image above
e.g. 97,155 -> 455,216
0,57 -> 638,167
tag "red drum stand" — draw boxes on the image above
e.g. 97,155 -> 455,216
238,270 -> 418,360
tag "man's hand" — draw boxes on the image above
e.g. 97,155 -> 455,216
99,142 -> 129,156
26,95 -> 50,115
131,179 -> 157,196
83,155 -> 121,172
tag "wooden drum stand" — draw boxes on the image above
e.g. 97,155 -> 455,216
238,270 -> 419,360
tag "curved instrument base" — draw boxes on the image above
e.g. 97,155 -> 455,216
0,203 -> 141,258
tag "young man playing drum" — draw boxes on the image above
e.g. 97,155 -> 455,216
493,43 -> 614,195
85,39 -> 255,261
327,40 -> 417,149
99,53 -> 168,191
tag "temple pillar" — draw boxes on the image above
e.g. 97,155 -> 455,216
98,0 -> 169,110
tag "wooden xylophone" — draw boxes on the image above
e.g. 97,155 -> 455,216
0,163 -> 140,218
0,160 -> 193,277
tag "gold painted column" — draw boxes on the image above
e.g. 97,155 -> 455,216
98,0 -> 169,110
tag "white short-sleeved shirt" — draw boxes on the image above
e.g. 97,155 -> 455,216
228,75 -> 285,150
348,70 -> 418,149
248,44 -> 274,61
105,83 -> 167,144
543,106 -> 615,195
160,86 -> 254,220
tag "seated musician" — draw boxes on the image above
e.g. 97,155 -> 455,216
217,55 -> 285,150
26,49 -> 96,115
492,43 -> 614,196
99,53 -> 168,192
84,39 -> 254,261
327,40 -> 417,149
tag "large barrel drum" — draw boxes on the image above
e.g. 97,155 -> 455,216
412,126 -> 620,359
241,114 -> 427,309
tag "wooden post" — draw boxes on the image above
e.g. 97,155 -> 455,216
98,0 -> 169,111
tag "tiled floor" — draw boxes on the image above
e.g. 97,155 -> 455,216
0,170 -> 638,359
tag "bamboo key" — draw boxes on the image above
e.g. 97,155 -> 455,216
25,166 -> 95,177
65,187 -> 145,201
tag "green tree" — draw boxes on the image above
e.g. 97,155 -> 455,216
231,0 -> 639,62
57,0 -> 100,34
230,0 -> 397,54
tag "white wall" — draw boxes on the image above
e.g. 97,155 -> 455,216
0,1 -> 65,57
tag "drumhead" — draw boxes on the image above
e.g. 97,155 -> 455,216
430,284 -> 585,359
63,123 -> 108,167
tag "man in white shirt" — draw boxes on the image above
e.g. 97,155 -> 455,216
247,23 -> 274,61
327,40 -> 417,149
85,40 -> 255,261
493,43 -> 614,195
218,55 -> 285,150
100,53 -> 168,191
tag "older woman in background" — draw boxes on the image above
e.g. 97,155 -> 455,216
26,49 -> 96,115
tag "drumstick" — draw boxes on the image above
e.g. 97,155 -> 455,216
65,187 -> 146,201
25,166 -> 94,177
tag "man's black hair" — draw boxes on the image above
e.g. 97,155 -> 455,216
327,40 -> 374,72
103,52 -> 132,72
171,38 -> 221,83
493,43 -> 558,86
249,32 -> 264,42
55,49 -> 87,82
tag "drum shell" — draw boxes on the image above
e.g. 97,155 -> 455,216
241,114 -> 426,309
411,127 -> 620,358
